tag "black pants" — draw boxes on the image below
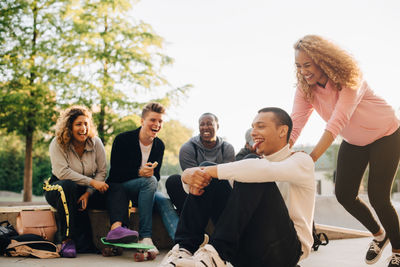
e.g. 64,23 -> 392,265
165,174 -> 187,215
175,164 -> 301,267
335,127 -> 400,249
44,178 -> 130,252
166,161 -> 224,215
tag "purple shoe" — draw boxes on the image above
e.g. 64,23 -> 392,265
106,226 -> 138,243
61,239 -> 76,258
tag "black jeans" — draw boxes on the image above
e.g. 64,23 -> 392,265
44,178 -> 130,252
165,174 -> 187,215
166,161 -> 228,215
335,127 -> 400,249
175,163 -> 302,267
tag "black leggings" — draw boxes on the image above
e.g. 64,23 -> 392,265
335,127 -> 400,249
44,178 -> 130,252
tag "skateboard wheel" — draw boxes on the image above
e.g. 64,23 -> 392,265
148,251 -> 156,260
102,247 -> 112,257
101,246 -> 123,257
134,252 -> 145,262
116,247 -> 123,256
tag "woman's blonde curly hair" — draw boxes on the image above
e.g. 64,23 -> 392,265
55,105 -> 97,151
294,35 -> 362,100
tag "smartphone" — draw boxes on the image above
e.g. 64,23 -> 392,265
78,200 -> 84,210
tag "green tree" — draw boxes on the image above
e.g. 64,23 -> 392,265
0,0 -> 69,201
111,114 -> 141,138
0,133 -> 25,192
0,132 -> 52,196
60,0 -> 191,145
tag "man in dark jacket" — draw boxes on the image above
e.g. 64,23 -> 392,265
107,102 -> 165,254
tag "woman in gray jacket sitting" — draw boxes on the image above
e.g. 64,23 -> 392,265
44,106 -> 137,257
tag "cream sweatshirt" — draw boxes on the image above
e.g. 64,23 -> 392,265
216,144 -> 315,260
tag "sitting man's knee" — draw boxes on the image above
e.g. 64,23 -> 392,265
145,176 -> 158,190
166,174 -> 181,191
243,153 -> 260,159
199,161 -> 217,167
234,181 -> 278,192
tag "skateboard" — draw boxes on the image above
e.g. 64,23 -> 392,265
100,237 -> 157,261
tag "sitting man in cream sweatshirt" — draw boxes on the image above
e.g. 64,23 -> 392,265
160,107 -> 316,267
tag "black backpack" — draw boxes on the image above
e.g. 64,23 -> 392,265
0,221 -> 18,254
3,234 -> 60,258
312,222 -> 329,251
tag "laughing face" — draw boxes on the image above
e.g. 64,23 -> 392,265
251,112 -> 288,156
295,49 -> 328,87
199,114 -> 218,145
141,111 -> 163,141
72,115 -> 90,145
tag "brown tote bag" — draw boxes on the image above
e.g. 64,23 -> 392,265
16,210 -> 57,242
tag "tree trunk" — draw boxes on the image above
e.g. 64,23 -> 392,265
98,100 -> 106,144
23,133 -> 33,202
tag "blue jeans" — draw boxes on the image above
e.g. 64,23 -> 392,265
122,176 -> 157,238
154,191 -> 179,240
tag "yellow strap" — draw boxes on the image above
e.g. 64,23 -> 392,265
43,178 -> 70,237
128,200 -> 132,217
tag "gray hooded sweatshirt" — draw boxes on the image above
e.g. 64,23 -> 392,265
179,135 -> 235,171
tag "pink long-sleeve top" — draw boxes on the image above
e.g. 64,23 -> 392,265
290,80 -> 399,146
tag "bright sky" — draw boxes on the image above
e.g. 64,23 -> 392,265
132,0 -> 400,152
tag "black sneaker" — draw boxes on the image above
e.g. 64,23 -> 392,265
388,253 -> 400,267
365,235 -> 389,264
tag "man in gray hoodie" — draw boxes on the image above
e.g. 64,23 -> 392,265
165,113 -> 235,214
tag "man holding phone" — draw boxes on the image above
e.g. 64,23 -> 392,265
107,102 -> 166,254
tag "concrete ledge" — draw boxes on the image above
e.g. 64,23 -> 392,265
0,204 -> 56,212
315,223 -> 371,240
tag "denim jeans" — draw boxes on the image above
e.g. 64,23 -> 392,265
122,176 -> 157,238
154,191 -> 179,240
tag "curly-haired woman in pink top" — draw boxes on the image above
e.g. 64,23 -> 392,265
291,35 -> 400,267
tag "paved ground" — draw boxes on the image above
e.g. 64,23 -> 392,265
0,237 -> 394,267
2,192 -> 398,266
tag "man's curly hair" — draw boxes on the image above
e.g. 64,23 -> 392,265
55,105 -> 97,151
294,35 -> 362,100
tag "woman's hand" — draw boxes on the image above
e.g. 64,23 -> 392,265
310,130 -> 335,162
77,192 -> 90,211
90,179 -> 109,193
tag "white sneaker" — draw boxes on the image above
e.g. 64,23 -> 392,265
176,244 -> 226,267
388,253 -> 400,267
200,234 -> 209,247
159,244 -> 192,267
139,237 -> 159,255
